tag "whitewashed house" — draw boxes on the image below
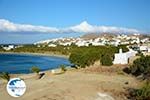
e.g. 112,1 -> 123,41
75,41 -> 89,47
91,42 -> 104,46
3,45 -> 15,51
113,49 -> 137,64
59,42 -> 72,46
140,46 -> 148,52
48,44 -> 57,47
148,48 -> 150,53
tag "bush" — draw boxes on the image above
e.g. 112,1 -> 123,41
0,72 -> 10,82
130,55 -> 150,77
31,66 -> 40,74
117,45 -> 129,52
100,54 -> 113,66
136,51 -> 143,56
135,82 -> 150,100
60,64 -> 67,71
128,82 -> 150,100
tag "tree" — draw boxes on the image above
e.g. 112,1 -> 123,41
0,72 -> 10,82
69,46 -> 116,68
31,66 -> 40,74
118,45 -> 129,52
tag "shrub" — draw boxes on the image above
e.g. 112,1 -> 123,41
135,82 -> 150,100
0,72 -> 10,82
100,54 -> 113,66
136,51 -> 143,56
60,64 -> 67,71
31,66 -> 40,74
128,81 -> 150,100
130,55 -> 150,77
117,45 -> 129,52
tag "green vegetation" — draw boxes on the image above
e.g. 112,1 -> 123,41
3,44 -> 128,68
118,44 -> 129,52
31,66 -> 40,74
59,64 -> 67,72
129,82 -> 150,100
69,45 -> 127,68
0,46 -> 4,52
127,56 -> 150,100
9,44 -> 128,55
130,55 -> 150,78
0,72 -> 10,82
11,44 -> 70,55
135,82 -> 150,100
136,51 -> 144,56
100,54 -> 113,66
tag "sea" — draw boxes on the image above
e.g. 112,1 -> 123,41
0,53 -> 71,74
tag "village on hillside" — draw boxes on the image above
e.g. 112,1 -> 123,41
34,33 -> 150,49
1,33 -> 150,65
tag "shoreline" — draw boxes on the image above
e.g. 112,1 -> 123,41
0,51 -> 69,58
0,51 -> 70,75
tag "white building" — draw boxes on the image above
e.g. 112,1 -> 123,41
75,41 -> 89,47
148,48 -> 150,53
140,46 -> 148,51
91,42 -> 104,46
113,49 -> 137,64
60,42 -> 72,46
3,45 -> 15,51
48,44 -> 57,47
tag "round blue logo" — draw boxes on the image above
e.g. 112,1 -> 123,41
6,78 -> 26,97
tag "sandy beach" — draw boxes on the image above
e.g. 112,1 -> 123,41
0,51 -> 69,58
0,67 -> 140,100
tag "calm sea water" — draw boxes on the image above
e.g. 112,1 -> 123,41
0,53 -> 71,74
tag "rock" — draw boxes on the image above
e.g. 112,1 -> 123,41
51,68 -> 63,74
95,92 -> 114,100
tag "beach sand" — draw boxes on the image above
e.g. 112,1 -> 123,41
0,51 -> 69,58
0,68 -> 140,100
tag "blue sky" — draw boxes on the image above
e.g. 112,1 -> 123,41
0,0 -> 149,44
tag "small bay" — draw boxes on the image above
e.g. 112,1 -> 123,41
0,53 -> 70,74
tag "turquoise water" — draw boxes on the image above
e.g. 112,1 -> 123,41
0,53 -> 71,74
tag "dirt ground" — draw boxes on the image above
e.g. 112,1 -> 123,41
0,67 -> 140,100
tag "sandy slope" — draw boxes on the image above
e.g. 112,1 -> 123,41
0,69 -> 139,100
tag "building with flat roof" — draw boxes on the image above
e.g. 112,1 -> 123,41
113,49 -> 137,64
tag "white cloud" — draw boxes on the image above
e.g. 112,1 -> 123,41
67,21 -> 139,34
0,19 -> 59,33
0,19 -> 140,34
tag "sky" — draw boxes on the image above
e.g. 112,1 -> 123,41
0,0 -> 150,44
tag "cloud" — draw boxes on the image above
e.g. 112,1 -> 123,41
67,21 -> 140,34
0,19 -> 59,33
0,19 -> 140,34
